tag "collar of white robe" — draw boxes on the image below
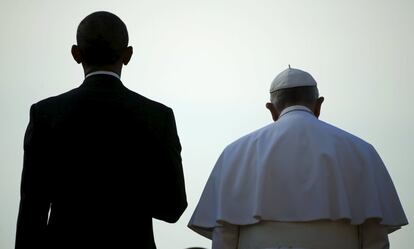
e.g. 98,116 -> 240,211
279,105 -> 313,119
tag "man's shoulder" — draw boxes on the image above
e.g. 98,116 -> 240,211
317,118 -> 374,149
223,117 -> 376,156
32,86 -> 172,115
283,112 -> 375,149
31,88 -> 80,112
122,87 -> 172,113
224,122 -> 275,153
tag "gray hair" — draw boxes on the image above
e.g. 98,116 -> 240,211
270,86 -> 319,111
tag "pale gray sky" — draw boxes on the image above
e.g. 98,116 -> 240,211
0,0 -> 412,248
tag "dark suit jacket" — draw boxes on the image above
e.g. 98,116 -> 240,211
16,74 -> 187,249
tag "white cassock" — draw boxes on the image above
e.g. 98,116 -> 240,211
188,105 -> 408,249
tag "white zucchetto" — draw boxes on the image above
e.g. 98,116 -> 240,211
270,67 -> 317,93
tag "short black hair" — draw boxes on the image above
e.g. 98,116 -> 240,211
271,86 -> 319,111
76,11 -> 129,66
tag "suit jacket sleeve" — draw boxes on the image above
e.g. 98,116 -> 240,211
151,108 -> 187,223
15,104 -> 51,249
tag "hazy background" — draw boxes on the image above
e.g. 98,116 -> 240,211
1,0 -> 412,248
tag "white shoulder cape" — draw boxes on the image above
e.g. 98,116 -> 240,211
188,107 -> 408,239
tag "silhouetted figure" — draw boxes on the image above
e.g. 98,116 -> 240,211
16,11 -> 187,249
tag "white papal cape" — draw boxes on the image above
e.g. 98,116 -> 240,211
188,105 -> 408,239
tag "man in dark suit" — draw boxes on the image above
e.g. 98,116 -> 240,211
15,11 -> 187,249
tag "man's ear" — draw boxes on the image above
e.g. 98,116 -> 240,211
122,46 -> 133,65
313,96 -> 324,118
71,45 -> 82,64
266,102 -> 280,122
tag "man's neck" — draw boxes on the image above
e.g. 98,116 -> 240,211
83,64 -> 122,78
85,71 -> 121,79
279,105 -> 314,118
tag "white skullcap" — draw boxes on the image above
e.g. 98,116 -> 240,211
270,67 -> 317,93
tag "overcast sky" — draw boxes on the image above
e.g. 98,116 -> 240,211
1,0 -> 413,248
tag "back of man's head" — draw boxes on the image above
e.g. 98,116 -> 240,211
269,67 -> 320,111
76,11 -> 129,66
266,67 -> 324,120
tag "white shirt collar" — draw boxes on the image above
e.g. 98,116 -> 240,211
85,70 -> 120,79
279,105 -> 313,118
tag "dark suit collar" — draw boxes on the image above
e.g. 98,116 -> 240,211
79,74 -> 126,90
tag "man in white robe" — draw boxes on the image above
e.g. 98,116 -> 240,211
188,67 -> 408,249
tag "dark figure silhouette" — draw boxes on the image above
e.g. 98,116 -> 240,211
15,11 -> 187,249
